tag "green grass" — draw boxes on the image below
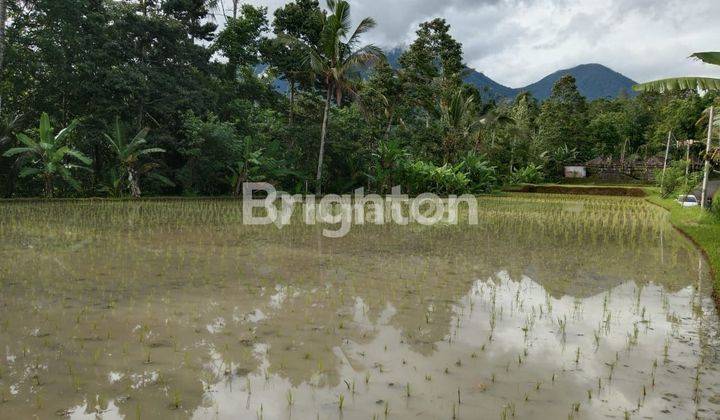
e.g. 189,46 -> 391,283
646,193 -> 720,302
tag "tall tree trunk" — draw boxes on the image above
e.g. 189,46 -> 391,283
384,111 -> 393,140
128,168 -> 141,198
316,86 -> 332,195
0,0 -> 6,115
232,0 -> 238,19
233,168 -> 247,197
44,174 -> 53,198
289,79 -> 296,124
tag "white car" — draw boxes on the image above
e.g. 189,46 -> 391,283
677,194 -> 699,207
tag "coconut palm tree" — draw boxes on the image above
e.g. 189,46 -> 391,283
3,113 -> 91,197
302,0 -> 382,194
104,118 -> 171,198
439,89 -> 482,163
634,52 -> 720,92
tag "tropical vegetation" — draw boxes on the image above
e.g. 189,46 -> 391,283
0,0 -> 718,199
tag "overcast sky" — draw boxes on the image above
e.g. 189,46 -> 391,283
229,0 -> 720,87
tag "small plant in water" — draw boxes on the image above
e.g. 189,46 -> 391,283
169,390 -> 182,410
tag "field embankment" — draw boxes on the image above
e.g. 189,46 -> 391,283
505,184 -> 646,197
647,195 -> 720,305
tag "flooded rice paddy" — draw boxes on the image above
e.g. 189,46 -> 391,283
0,195 -> 719,419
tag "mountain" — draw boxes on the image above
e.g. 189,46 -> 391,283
384,49 -> 636,101
520,64 -> 637,100
261,48 -> 637,102
464,63 -> 637,101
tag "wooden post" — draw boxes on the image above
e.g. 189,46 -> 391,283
701,106 -> 714,209
660,131 -> 671,192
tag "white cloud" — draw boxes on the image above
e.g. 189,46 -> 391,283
229,0 -> 720,87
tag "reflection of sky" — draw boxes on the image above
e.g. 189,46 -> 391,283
1,197 -> 716,419
191,273 -> 718,420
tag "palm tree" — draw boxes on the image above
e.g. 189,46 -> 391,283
104,118 -> 170,198
439,89 -> 482,163
302,0 -> 382,194
3,113 -> 91,197
229,136 -> 265,196
479,108 -> 515,150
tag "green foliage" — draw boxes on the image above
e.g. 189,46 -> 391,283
262,0 -> 325,120
655,161 -> 701,198
3,113 -> 91,197
508,164 -> 545,185
633,49 -> 720,92
544,144 -> 579,179
371,138 -> 409,193
439,89 -> 481,163
401,154 -> 498,195
292,0 -> 382,193
648,195 -> 720,301
1,2 -> 716,199
537,75 -> 590,159
104,118 -> 170,198
462,152 -> 499,193
399,18 -> 464,111
177,112 -> 243,195
711,195 -> 720,220
402,160 -> 470,195
214,5 -> 268,79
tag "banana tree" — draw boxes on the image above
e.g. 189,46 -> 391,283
634,52 -> 720,93
229,137 -> 265,197
3,113 -> 91,197
105,118 -> 171,198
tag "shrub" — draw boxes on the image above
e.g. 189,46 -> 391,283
402,160 -> 470,195
508,164 -> 545,185
463,152 -> 499,193
655,161 -> 700,199
711,195 -> 720,219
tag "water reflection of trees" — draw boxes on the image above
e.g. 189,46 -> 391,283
0,199 -> 706,418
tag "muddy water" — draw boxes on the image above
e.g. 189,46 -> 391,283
0,196 -> 718,419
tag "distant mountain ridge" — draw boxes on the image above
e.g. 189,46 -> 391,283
385,48 -> 637,101
262,49 -> 637,101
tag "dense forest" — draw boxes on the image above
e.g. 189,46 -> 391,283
0,0 -> 717,198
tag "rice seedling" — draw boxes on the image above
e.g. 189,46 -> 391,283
169,390 -> 182,410
0,196 -> 713,419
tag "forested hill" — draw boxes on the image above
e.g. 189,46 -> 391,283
517,63 -> 638,100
